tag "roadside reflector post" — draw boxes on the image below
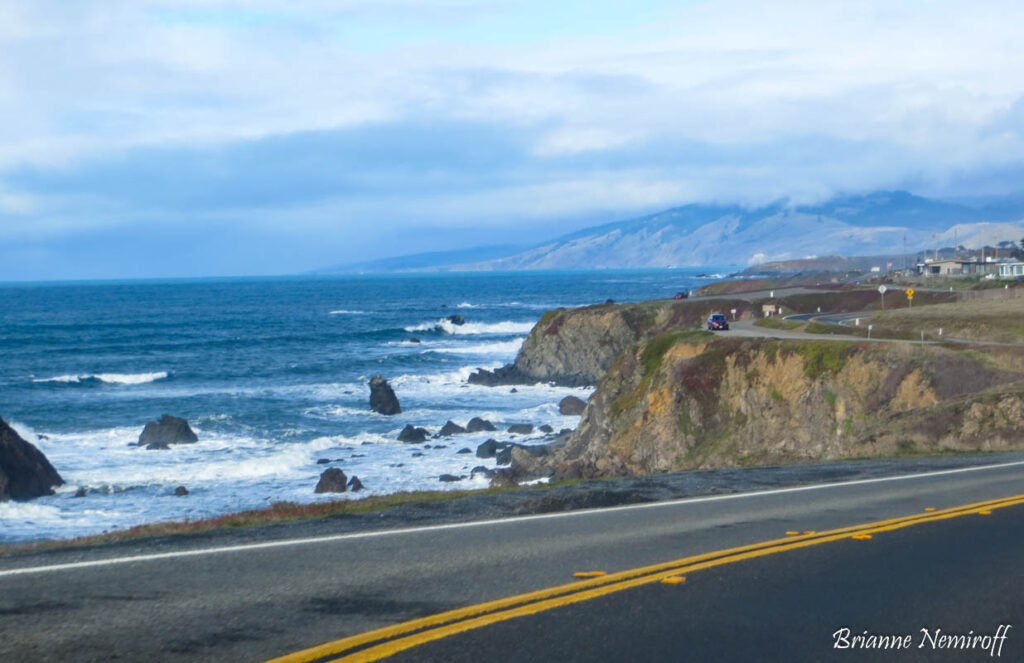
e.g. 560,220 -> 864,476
817,306 -> 821,313
878,285 -> 887,310
855,318 -> 860,326
939,328 -> 943,337
730,308 -> 737,320
921,330 -> 925,344
868,324 -> 873,339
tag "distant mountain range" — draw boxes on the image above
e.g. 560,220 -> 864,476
322,191 -> 1024,273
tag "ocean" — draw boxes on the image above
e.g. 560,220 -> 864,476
0,269 -> 727,542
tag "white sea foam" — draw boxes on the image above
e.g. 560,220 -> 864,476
329,310 -> 365,315
33,371 -> 169,385
456,302 -> 478,308
404,319 -> 535,335
424,339 -> 524,355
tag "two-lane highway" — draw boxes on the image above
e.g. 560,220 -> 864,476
2,458 -> 1023,661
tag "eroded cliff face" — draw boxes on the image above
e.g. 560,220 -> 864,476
510,299 -> 757,385
550,336 -> 1024,479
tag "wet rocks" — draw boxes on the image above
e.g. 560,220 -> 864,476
439,474 -> 464,482
73,487 -> 87,498
347,475 -> 364,492
470,466 -> 495,480
408,337 -> 422,344
558,396 -> 586,416
138,414 -> 199,450
457,447 -> 472,454
476,439 -> 502,458
446,315 -> 466,326
316,458 -> 331,465
397,424 -> 429,443
173,486 -> 189,497
315,468 -> 349,493
0,417 -> 64,501
507,423 -> 534,435
539,424 -> 554,434
467,365 -> 526,387
466,417 -> 497,433
437,420 -> 467,437
369,375 -> 401,415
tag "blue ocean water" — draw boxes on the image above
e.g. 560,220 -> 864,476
0,269 -> 727,542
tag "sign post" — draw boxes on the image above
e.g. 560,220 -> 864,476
878,285 -> 887,310
906,288 -> 914,308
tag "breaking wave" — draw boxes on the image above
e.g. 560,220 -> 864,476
33,371 -> 169,385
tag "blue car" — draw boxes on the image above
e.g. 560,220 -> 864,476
707,314 -> 729,331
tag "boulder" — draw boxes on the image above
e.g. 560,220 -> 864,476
73,487 -> 87,498
496,443 -> 551,465
138,414 -> 198,450
539,424 -> 554,434
439,473 -> 464,482
411,451 -> 424,457
408,337 -> 422,344
314,468 -> 348,493
457,447 -> 472,454
347,475 -> 364,492
316,458 -> 331,465
369,375 -> 401,415
446,315 -> 466,326
397,424 -> 429,443
507,423 -> 534,435
437,420 -> 467,437
0,417 -> 64,501
466,417 -> 497,433
476,439 -> 503,459
173,486 -> 189,497
558,396 -> 587,416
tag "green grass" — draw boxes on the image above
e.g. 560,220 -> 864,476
754,317 -> 803,330
795,341 -> 851,379
771,389 -> 784,401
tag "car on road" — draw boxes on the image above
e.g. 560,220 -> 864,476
707,313 -> 729,331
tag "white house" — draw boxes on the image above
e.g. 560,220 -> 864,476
999,262 -> 1024,278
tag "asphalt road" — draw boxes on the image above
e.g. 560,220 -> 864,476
2,459 -> 1023,662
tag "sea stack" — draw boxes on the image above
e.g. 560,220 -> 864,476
138,414 -> 199,450
0,417 -> 64,501
369,375 -> 401,415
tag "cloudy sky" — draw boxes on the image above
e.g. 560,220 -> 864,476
3,0 -> 1024,280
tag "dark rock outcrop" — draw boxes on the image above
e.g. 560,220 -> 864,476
457,447 -> 472,454
397,424 -> 429,443
369,375 -> 401,415
476,439 -> 503,458
470,466 -> 495,480
507,423 -> 534,435
446,315 -> 466,326
467,365 -> 527,386
496,442 -> 551,466
559,396 -> 587,416
316,458 -> 331,465
138,414 -> 198,450
437,420 -> 467,437
408,337 -> 422,343
539,424 -> 554,434
174,486 -> 189,497
466,417 -> 497,433
315,468 -> 348,493
0,418 -> 64,501
439,473 -> 464,482
347,475 -> 364,492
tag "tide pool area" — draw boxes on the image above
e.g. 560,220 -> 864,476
0,269 -> 726,542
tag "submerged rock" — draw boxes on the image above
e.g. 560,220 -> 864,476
138,414 -> 199,450
446,315 -> 466,326
439,473 -> 464,482
369,375 -> 401,415
558,396 -> 586,416
457,447 -> 472,454
466,417 -> 497,433
539,424 -> 554,434
507,423 -> 534,435
73,487 -> 87,498
315,468 -> 348,493
347,475 -> 364,492
0,417 -> 64,501
397,424 -> 429,443
173,486 -> 189,497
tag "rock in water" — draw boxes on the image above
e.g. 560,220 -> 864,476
369,375 -> 401,415
446,315 -> 465,326
437,420 -> 467,437
559,396 -> 587,416
439,474 -> 464,482
138,414 -> 199,450
347,475 -> 364,492
0,417 -> 64,501
397,424 -> 429,443
507,423 -> 534,435
315,468 -> 348,493
174,486 -> 189,497
466,417 -> 497,433
476,439 -> 502,458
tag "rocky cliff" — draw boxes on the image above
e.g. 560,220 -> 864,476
472,298 -> 758,386
547,336 -> 1024,479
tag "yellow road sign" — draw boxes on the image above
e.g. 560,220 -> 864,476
906,288 -> 915,299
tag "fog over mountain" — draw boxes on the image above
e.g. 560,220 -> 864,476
329,191 -> 1024,272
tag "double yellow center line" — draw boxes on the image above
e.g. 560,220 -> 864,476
268,493 -> 1024,663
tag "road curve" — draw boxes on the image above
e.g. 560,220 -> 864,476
2,458 -> 1023,662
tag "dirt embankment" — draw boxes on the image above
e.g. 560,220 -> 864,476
545,336 -> 1024,480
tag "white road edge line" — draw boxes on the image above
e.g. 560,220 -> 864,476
2,459 -> 1023,579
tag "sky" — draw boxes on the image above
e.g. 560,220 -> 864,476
3,0 -> 1024,280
